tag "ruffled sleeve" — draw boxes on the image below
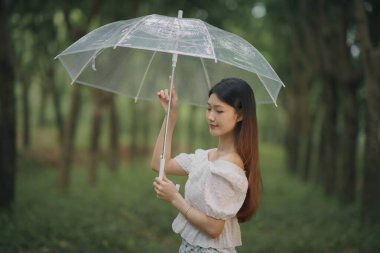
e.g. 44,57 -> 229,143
174,152 -> 195,174
204,160 -> 248,220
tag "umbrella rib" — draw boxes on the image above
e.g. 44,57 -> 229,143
199,21 -> 217,63
257,74 -> 278,107
200,58 -> 212,90
217,57 -> 284,84
91,48 -> 105,71
248,44 -> 286,87
134,51 -> 157,103
125,35 -> 207,47
113,15 -> 151,49
70,49 -> 100,85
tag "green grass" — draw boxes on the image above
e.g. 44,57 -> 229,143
1,144 -> 379,253
240,145 -> 380,253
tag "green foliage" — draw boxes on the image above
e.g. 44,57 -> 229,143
1,144 -> 379,253
5,0 -> 380,251
9,0 -> 286,150
241,144 -> 380,253
0,159 -> 180,253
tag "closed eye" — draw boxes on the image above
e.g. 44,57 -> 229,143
207,103 -> 225,114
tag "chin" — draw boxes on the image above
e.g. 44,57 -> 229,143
209,129 -> 220,137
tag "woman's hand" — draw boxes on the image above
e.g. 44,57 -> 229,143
157,76 -> 179,118
153,176 -> 225,239
153,176 -> 179,204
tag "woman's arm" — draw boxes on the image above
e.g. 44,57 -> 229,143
154,177 -> 225,238
150,85 -> 187,176
151,115 -> 187,176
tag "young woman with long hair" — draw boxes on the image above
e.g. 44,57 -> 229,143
151,77 -> 261,252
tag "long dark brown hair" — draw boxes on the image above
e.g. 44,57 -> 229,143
209,78 -> 261,223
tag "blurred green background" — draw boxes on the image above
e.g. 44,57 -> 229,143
1,0 -> 380,252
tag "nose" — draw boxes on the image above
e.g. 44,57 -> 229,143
207,110 -> 215,122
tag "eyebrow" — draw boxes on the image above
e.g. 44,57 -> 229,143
207,103 -> 224,108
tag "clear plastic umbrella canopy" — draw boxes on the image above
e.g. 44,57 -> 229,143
56,12 -> 285,107
56,11 -> 285,180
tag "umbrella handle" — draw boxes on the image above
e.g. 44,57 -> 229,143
159,157 -> 165,180
160,66 -> 176,177
158,157 -> 180,191
161,10 -> 181,178
158,9 -> 183,191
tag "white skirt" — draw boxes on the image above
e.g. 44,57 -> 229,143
179,239 -> 237,253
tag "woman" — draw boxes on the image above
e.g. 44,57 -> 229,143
151,78 -> 261,253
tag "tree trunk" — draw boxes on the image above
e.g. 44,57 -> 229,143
329,3 -> 361,205
297,71 -> 313,180
0,0 -> 16,208
38,81 -> 48,127
362,99 -> 380,221
129,101 -> 139,160
320,77 -> 339,195
21,78 -> 30,150
142,103 -> 150,153
312,0 -> 341,195
299,1 -> 321,182
339,81 -> 359,204
285,34 -> 303,174
89,106 -> 102,186
58,0 -> 102,191
284,88 -> 299,174
47,67 -> 64,144
355,0 -> 380,223
302,111 -> 316,181
109,98 -> 119,171
315,108 -> 326,183
59,85 -> 81,191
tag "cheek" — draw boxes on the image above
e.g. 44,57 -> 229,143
228,121 -> 237,129
226,113 -> 238,122
225,115 -> 238,128
218,116 -> 235,128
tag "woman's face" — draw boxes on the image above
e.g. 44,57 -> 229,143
206,93 -> 241,137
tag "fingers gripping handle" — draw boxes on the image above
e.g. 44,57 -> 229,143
159,157 -> 165,180
158,157 -> 180,191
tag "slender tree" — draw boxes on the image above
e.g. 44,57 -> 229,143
88,90 -> 118,185
0,0 -> 16,208
333,3 -> 362,204
355,0 -> 380,222
59,0 -> 102,191
88,91 -> 104,185
109,98 -> 119,171
20,75 -> 31,149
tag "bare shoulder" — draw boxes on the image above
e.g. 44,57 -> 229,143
223,153 -> 244,170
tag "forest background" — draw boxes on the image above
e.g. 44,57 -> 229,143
1,0 -> 380,252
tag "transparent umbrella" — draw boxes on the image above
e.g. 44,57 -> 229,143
55,10 -> 285,179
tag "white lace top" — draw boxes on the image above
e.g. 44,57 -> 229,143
172,149 -> 248,252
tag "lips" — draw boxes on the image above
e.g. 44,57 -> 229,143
209,124 -> 217,129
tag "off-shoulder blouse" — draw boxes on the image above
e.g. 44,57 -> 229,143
172,149 -> 248,253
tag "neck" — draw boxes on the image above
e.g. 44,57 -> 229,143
217,132 -> 236,153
